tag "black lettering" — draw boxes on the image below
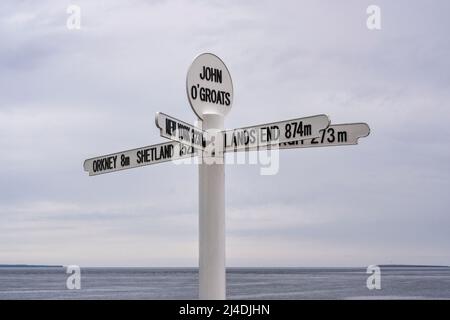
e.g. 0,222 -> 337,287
92,156 -> 117,172
304,124 -> 312,136
225,92 -> 230,106
155,146 -> 162,161
327,128 -> 335,143
112,155 -> 117,169
163,144 -> 173,159
285,123 -> 292,139
296,121 -> 303,137
261,127 -> 268,143
320,129 -> 326,143
150,147 -> 156,161
216,69 -> 222,83
199,87 -> 205,101
200,66 -> 222,83
272,126 -> 280,140
337,131 -> 347,143
249,129 -> 256,144
166,119 -> 177,136
216,91 -> 223,105
190,85 -> 197,100
199,66 -> 206,80
210,89 -> 217,103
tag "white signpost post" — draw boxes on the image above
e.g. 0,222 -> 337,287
84,52 -> 370,300
186,53 -> 232,300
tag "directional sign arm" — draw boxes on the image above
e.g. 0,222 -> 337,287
223,114 -> 330,152
230,123 -> 370,152
278,123 -> 370,149
83,142 -> 196,176
155,112 -> 206,150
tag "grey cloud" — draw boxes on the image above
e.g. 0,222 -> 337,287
0,0 -> 449,266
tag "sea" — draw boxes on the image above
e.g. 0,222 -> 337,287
0,266 -> 449,300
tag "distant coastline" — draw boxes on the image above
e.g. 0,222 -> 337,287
378,264 -> 449,268
0,264 -> 63,268
0,264 -> 448,268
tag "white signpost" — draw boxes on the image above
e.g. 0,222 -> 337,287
84,53 -> 370,300
186,53 -> 231,300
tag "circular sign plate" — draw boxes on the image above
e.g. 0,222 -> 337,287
186,53 -> 233,119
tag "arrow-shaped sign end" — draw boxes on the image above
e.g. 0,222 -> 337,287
322,114 -> 331,129
83,159 -> 92,176
155,112 -> 163,130
355,122 -> 370,144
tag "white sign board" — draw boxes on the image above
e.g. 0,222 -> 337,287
238,123 -> 370,152
155,112 -> 206,150
278,123 -> 370,149
83,142 -> 196,176
223,114 -> 330,151
186,53 -> 233,119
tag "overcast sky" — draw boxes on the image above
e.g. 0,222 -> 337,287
1,0 -> 449,267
